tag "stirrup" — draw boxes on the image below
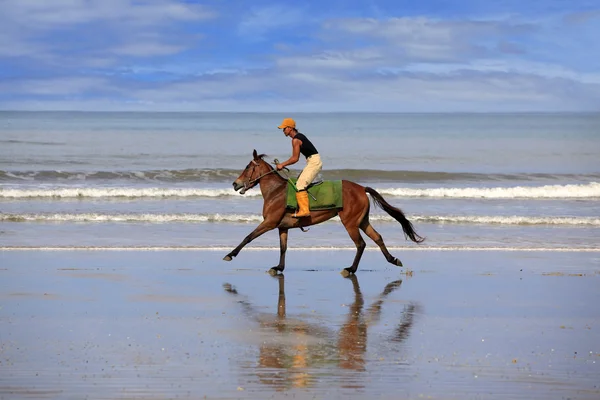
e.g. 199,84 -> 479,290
306,180 -> 323,190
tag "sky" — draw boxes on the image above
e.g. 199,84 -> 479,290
0,0 -> 599,112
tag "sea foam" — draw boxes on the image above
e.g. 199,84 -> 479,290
1,182 -> 598,199
1,212 -> 598,226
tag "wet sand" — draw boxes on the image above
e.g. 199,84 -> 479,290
0,249 -> 599,399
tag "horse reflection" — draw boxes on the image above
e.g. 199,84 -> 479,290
223,275 -> 418,391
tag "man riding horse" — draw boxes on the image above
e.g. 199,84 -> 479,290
275,118 -> 322,218
226,143 -> 425,274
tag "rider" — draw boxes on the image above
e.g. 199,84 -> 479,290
275,118 -> 322,218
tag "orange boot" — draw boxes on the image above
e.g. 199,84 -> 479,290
294,191 -> 310,218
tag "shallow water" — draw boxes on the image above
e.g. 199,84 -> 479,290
1,111 -> 599,252
1,250 -> 598,399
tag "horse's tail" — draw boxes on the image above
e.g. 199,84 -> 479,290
365,187 -> 425,243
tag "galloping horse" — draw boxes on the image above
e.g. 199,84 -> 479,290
224,150 -> 424,275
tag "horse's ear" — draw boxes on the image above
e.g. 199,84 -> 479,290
253,149 -> 258,159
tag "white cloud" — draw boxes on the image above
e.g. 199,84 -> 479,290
3,66 -> 598,112
0,77 -> 111,96
394,59 -> 600,84
1,5 -> 598,112
238,5 -> 307,39
111,43 -> 186,57
0,33 -> 42,57
0,0 -> 215,61
563,9 -> 600,25
1,0 -> 214,28
276,48 -> 385,70
323,17 -> 535,62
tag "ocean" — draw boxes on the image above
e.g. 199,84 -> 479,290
1,111 -> 599,252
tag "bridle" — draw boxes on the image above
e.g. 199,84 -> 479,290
242,159 -> 278,191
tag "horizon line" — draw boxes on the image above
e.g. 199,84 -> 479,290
1,110 -> 597,115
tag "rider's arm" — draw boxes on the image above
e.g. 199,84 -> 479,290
277,138 -> 302,170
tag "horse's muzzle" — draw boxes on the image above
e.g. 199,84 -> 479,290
232,180 -> 246,194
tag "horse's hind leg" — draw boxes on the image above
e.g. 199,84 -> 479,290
360,221 -> 403,267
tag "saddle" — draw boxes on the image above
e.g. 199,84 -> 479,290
285,178 -> 343,211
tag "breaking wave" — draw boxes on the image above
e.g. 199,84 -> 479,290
1,182 -> 598,199
0,169 -> 239,183
0,187 -> 255,199
377,182 -> 600,199
1,212 -> 598,226
2,168 -> 599,183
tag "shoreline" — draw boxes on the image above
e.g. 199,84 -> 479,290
2,246 -> 600,251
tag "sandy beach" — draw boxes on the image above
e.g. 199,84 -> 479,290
0,249 -> 598,399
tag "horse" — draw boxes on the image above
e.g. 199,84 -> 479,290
224,150 -> 425,276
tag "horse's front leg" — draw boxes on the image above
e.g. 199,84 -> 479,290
269,227 -> 288,275
223,221 -> 277,261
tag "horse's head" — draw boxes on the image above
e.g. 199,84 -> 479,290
232,149 -> 273,194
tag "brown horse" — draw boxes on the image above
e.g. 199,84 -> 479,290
224,150 -> 424,275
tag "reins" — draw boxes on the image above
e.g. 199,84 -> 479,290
243,159 -> 279,190
247,168 -> 277,186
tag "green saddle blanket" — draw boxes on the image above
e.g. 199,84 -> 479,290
286,178 -> 343,210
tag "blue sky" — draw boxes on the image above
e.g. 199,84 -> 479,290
0,0 -> 599,112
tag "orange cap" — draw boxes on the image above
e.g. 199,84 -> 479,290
278,118 -> 296,129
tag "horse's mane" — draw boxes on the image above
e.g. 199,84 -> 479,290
256,153 -> 275,171
255,153 -> 288,180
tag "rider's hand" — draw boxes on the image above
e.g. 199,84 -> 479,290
276,163 -> 284,171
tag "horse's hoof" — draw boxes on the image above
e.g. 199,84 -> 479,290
222,283 -> 237,294
223,255 -> 232,261
268,266 -> 284,275
393,258 -> 403,267
340,269 -> 353,278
